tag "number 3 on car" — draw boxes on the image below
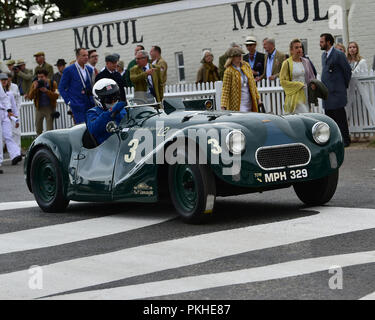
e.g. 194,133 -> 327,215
124,139 -> 139,163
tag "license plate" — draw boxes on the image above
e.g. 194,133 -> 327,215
257,169 -> 309,184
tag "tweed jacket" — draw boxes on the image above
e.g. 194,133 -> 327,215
196,63 -> 220,84
260,50 -> 286,80
153,57 -> 168,88
130,63 -> 164,103
221,62 -> 260,112
16,68 -> 33,96
218,53 -> 228,80
35,62 -> 54,80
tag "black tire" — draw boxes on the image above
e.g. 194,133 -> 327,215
294,170 -> 339,206
169,162 -> 217,224
30,148 -> 70,213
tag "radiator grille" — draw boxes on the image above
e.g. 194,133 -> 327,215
256,144 -> 311,170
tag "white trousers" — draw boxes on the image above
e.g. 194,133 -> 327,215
0,113 -> 21,165
12,123 -> 21,149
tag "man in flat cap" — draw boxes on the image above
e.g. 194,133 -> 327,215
95,54 -> 127,103
34,52 -> 54,80
243,36 -> 265,82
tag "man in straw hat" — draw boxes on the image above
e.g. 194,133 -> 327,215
243,36 -> 265,82
13,59 -> 33,97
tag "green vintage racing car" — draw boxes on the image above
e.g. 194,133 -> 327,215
25,99 -> 344,223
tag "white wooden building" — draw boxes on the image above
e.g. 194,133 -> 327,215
0,0 -> 374,84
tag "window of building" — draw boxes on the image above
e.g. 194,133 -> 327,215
175,52 -> 185,82
335,35 -> 343,44
301,39 -> 308,55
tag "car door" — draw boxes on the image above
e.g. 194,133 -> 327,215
74,134 -> 121,201
112,109 -> 160,202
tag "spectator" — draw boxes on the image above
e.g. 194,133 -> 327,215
150,46 -> 168,89
34,52 -> 54,80
196,50 -> 220,84
221,47 -> 261,113
347,41 -> 368,76
0,76 -> 22,172
301,43 -> 317,77
87,50 -> 99,81
280,39 -> 316,114
117,61 -> 126,76
320,33 -> 352,147
59,48 -> 95,125
52,59 -> 67,87
218,42 -> 240,80
130,50 -> 163,103
95,55 -> 127,103
335,43 -> 346,54
125,45 -> 145,88
28,69 -> 59,136
13,60 -> 33,98
260,38 -> 286,81
5,60 -> 16,83
6,73 -> 22,148
243,36 -> 265,81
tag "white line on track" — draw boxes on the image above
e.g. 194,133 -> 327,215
48,251 -> 375,300
0,201 -> 38,211
0,206 -> 374,300
360,292 -> 375,300
0,212 -> 176,255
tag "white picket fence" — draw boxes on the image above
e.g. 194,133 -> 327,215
19,75 -> 375,137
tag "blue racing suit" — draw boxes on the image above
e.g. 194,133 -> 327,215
86,102 -> 127,145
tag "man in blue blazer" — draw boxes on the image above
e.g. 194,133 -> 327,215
59,49 -> 95,124
320,33 -> 352,147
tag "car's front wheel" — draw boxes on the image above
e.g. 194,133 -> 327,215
30,148 -> 70,213
293,170 -> 339,206
169,163 -> 216,224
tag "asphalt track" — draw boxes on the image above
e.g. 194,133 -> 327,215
0,147 -> 374,300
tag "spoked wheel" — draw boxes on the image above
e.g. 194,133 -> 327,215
30,148 -> 70,213
294,170 -> 339,206
169,162 -> 216,224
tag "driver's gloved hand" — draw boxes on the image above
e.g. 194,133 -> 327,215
111,101 -> 126,114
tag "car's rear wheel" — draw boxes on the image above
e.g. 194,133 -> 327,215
169,162 -> 216,224
293,170 -> 339,206
30,148 -> 70,213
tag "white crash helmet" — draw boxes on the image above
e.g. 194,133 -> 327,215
92,78 -> 120,108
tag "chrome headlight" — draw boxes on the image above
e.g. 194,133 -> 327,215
312,122 -> 330,145
226,130 -> 246,155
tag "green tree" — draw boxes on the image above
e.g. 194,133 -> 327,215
0,0 -> 59,30
52,0 -> 180,18
0,0 -> 179,30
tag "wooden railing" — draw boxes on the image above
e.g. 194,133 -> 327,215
19,74 -> 375,136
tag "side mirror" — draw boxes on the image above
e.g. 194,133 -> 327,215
106,121 -> 118,133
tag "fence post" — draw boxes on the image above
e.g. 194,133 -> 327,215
215,81 -> 223,111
